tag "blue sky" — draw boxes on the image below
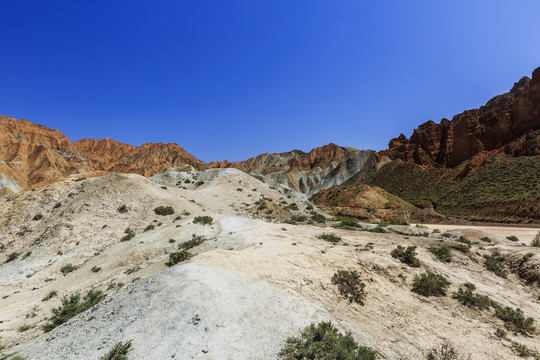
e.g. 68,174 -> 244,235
1,1 -> 540,162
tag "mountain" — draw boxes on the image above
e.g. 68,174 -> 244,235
209,143 -> 380,195
368,66 -> 540,223
0,117 -> 208,193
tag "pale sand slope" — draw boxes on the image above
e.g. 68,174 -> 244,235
1,170 -> 539,359
417,224 -> 539,244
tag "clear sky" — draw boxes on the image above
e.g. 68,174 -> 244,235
1,1 -> 540,162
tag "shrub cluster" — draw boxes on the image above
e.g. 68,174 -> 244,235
411,271 -> 450,297
178,234 -> 206,250
121,228 -> 135,241
391,245 -> 421,267
279,321 -> 377,360
193,216 -> 213,225
317,233 -> 341,243
331,270 -> 366,305
42,290 -> 106,332
483,251 -> 507,278
452,283 -> 492,310
154,206 -> 175,216
429,246 -> 451,263
165,250 -> 193,267
99,340 -> 132,360
493,306 -> 536,335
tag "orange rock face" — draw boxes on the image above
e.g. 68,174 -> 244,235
0,116 -> 207,191
382,67 -> 540,167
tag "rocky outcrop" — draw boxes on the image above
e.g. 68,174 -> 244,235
0,116 -> 208,191
382,68 -> 540,167
209,143 -> 380,195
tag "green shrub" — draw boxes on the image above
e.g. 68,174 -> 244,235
290,215 -> 307,223
165,250 -> 193,266
60,263 -> 78,275
483,252 -> 507,278
143,224 -> 155,232
366,226 -> 387,233
448,243 -> 470,253
333,218 -> 360,230
331,270 -> 366,305
0,353 -> 28,360
452,283 -> 491,310
494,306 -> 535,335
412,271 -> 450,297
480,236 -> 492,243
429,247 -> 452,263
154,206 -> 175,216
284,203 -> 299,211
426,341 -> 470,360
310,214 -> 326,223
5,252 -> 19,263
317,233 -> 341,243
121,228 -> 135,241
178,234 -> 206,250
42,290 -> 58,301
531,231 -> 540,247
279,321 -> 377,360
506,235 -> 519,242
391,245 -> 421,267
193,216 -> 213,225
117,204 -> 128,213
91,266 -> 102,273
33,213 -> 43,221
99,340 -> 132,360
42,290 -> 106,332
455,236 -> 472,246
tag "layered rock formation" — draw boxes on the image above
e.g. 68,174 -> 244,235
209,143 -> 380,195
0,116 -> 208,192
382,68 -> 540,167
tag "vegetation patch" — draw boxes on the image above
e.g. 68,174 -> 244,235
391,245 -> 421,267
42,290 -> 106,332
429,246 -> 452,263
493,305 -> 535,335
193,216 -> 213,225
331,270 -> 366,305
279,321 -> 377,360
426,341 -> 471,360
42,290 -> 58,301
121,228 -> 135,241
483,251 -> 507,278
452,283 -> 492,310
506,235 -> 519,242
178,234 -> 206,250
60,263 -> 78,275
412,271 -> 450,297
143,224 -> 155,232
317,233 -> 341,243
99,340 -> 132,360
154,206 -> 175,216
165,250 -> 193,266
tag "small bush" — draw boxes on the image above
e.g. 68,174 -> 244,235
333,218 -> 360,230
121,228 -> 135,241
506,235 -> 519,242
366,226 -> 387,233
33,213 -> 43,221
117,204 -> 128,213
193,216 -> 213,225
412,271 -> 450,297
483,252 -> 507,278
494,306 -> 535,335
317,233 -> 341,243
391,245 -> 421,267
429,246 -> 452,263
310,214 -> 326,223
284,203 -> 299,211
124,266 -> 140,275
452,283 -> 491,310
42,290 -> 106,332
99,340 -> 132,360
480,236 -> 492,243
165,250 -> 193,267
143,224 -> 155,232
91,266 -> 102,273
53,202 -> 62,209
426,341 -> 471,360
455,236 -> 472,246
279,321 -> 377,360
154,206 -> 175,216
331,270 -> 366,305
42,290 -> 58,301
531,231 -> 540,247
5,252 -> 20,263
60,263 -> 78,275
448,243 -> 470,253
178,234 -> 206,250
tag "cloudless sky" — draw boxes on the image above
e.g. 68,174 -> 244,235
1,1 -> 540,162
